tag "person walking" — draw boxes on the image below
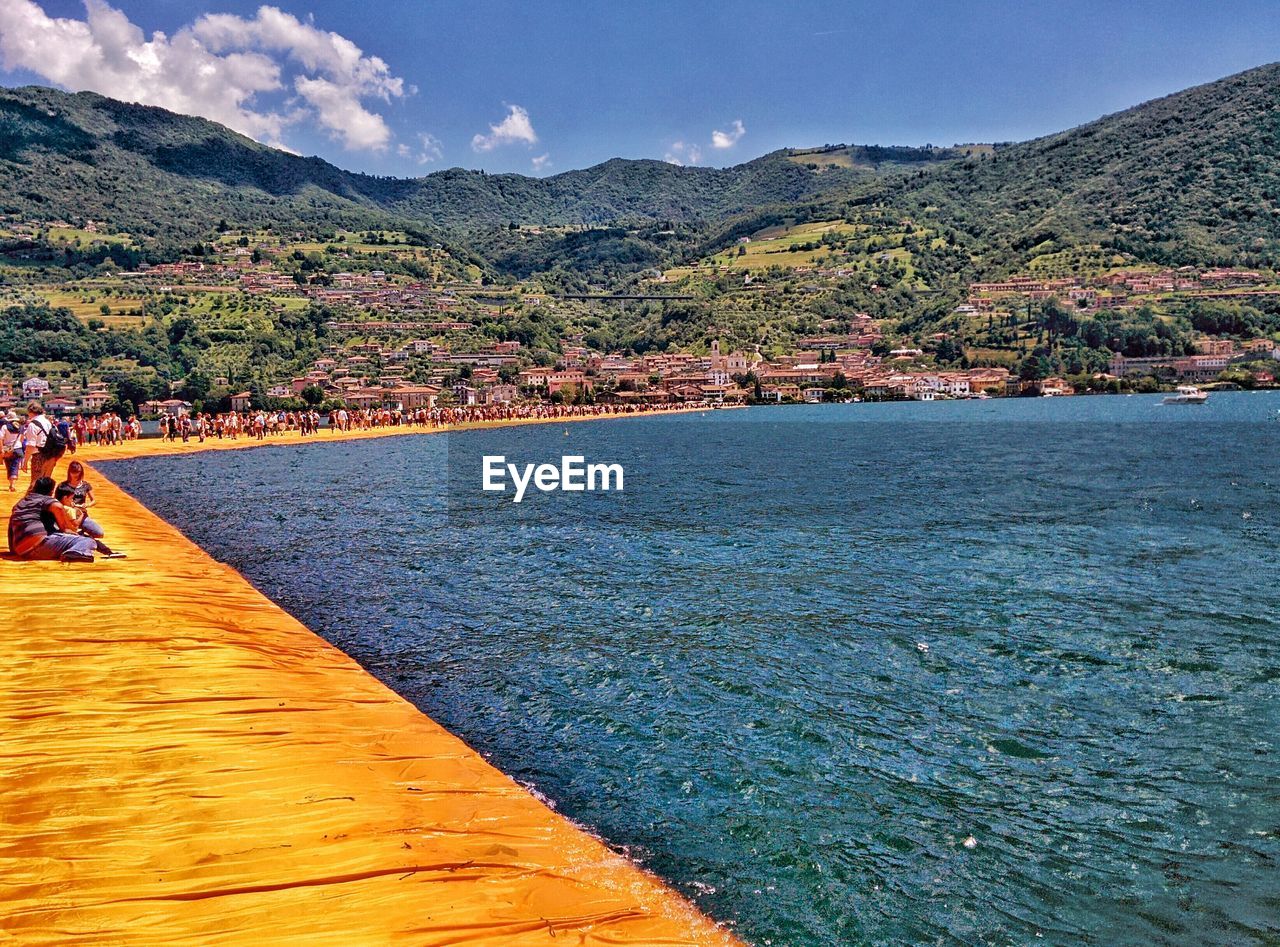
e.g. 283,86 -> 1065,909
1,410 -> 22,492
20,402 -> 65,488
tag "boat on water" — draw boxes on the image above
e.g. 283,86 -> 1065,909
1163,385 -> 1209,405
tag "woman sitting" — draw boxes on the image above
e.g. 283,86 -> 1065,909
8,476 -> 97,563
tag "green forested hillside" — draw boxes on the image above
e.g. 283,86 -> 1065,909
826,62 -> 1280,269
4,61 -> 1280,287
6,62 -> 1280,409
0,85 -> 879,247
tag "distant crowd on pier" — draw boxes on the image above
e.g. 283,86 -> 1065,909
4,397 -> 686,562
145,400 -> 683,443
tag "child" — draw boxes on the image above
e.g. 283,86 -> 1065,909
60,460 -> 96,509
56,484 -> 125,559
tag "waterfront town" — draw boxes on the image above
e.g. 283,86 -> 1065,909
4,216 -> 1280,421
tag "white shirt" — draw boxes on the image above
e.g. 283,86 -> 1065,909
21,416 -> 50,449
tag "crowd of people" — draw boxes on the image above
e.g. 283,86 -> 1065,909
324,400 -> 686,431
136,400 -> 686,444
1,408 -> 139,492
156,409 -> 327,442
4,396 -> 689,563
5,402 -> 123,563
74,412 -> 142,446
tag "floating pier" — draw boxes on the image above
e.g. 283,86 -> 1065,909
0,426 -> 738,945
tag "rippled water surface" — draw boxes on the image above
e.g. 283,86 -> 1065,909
104,394 -> 1280,946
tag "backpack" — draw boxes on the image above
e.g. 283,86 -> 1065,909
37,417 -> 68,459
1,422 -> 19,458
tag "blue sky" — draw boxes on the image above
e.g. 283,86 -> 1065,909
2,0 -> 1279,177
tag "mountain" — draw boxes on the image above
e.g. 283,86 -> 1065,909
817,62 -> 1280,268
4,61 -> 1280,273
0,85 -> 937,247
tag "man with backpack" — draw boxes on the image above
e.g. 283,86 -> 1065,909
20,401 -> 67,488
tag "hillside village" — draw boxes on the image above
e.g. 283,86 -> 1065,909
4,212 -> 1280,419
4,64 -> 1280,422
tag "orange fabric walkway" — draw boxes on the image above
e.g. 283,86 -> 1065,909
0,421 -> 740,945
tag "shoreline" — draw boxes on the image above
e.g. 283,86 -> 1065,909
0,405 -> 741,945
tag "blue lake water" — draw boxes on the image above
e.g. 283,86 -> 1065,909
102,393 -> 1280,946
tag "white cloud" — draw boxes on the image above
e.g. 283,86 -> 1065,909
415,132 -> 442,165
401,133 -> 441,166
664,140 -> 702,166
471,104 -> 537,152
711,119 -> 745,149
531,153 -> 551,172
293,75 -> 392,150
0,0 -> 407,151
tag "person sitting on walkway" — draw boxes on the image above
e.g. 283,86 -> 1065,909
58,461 -> 96,512
55,484 -> 122,558
8,477 -> 98,562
